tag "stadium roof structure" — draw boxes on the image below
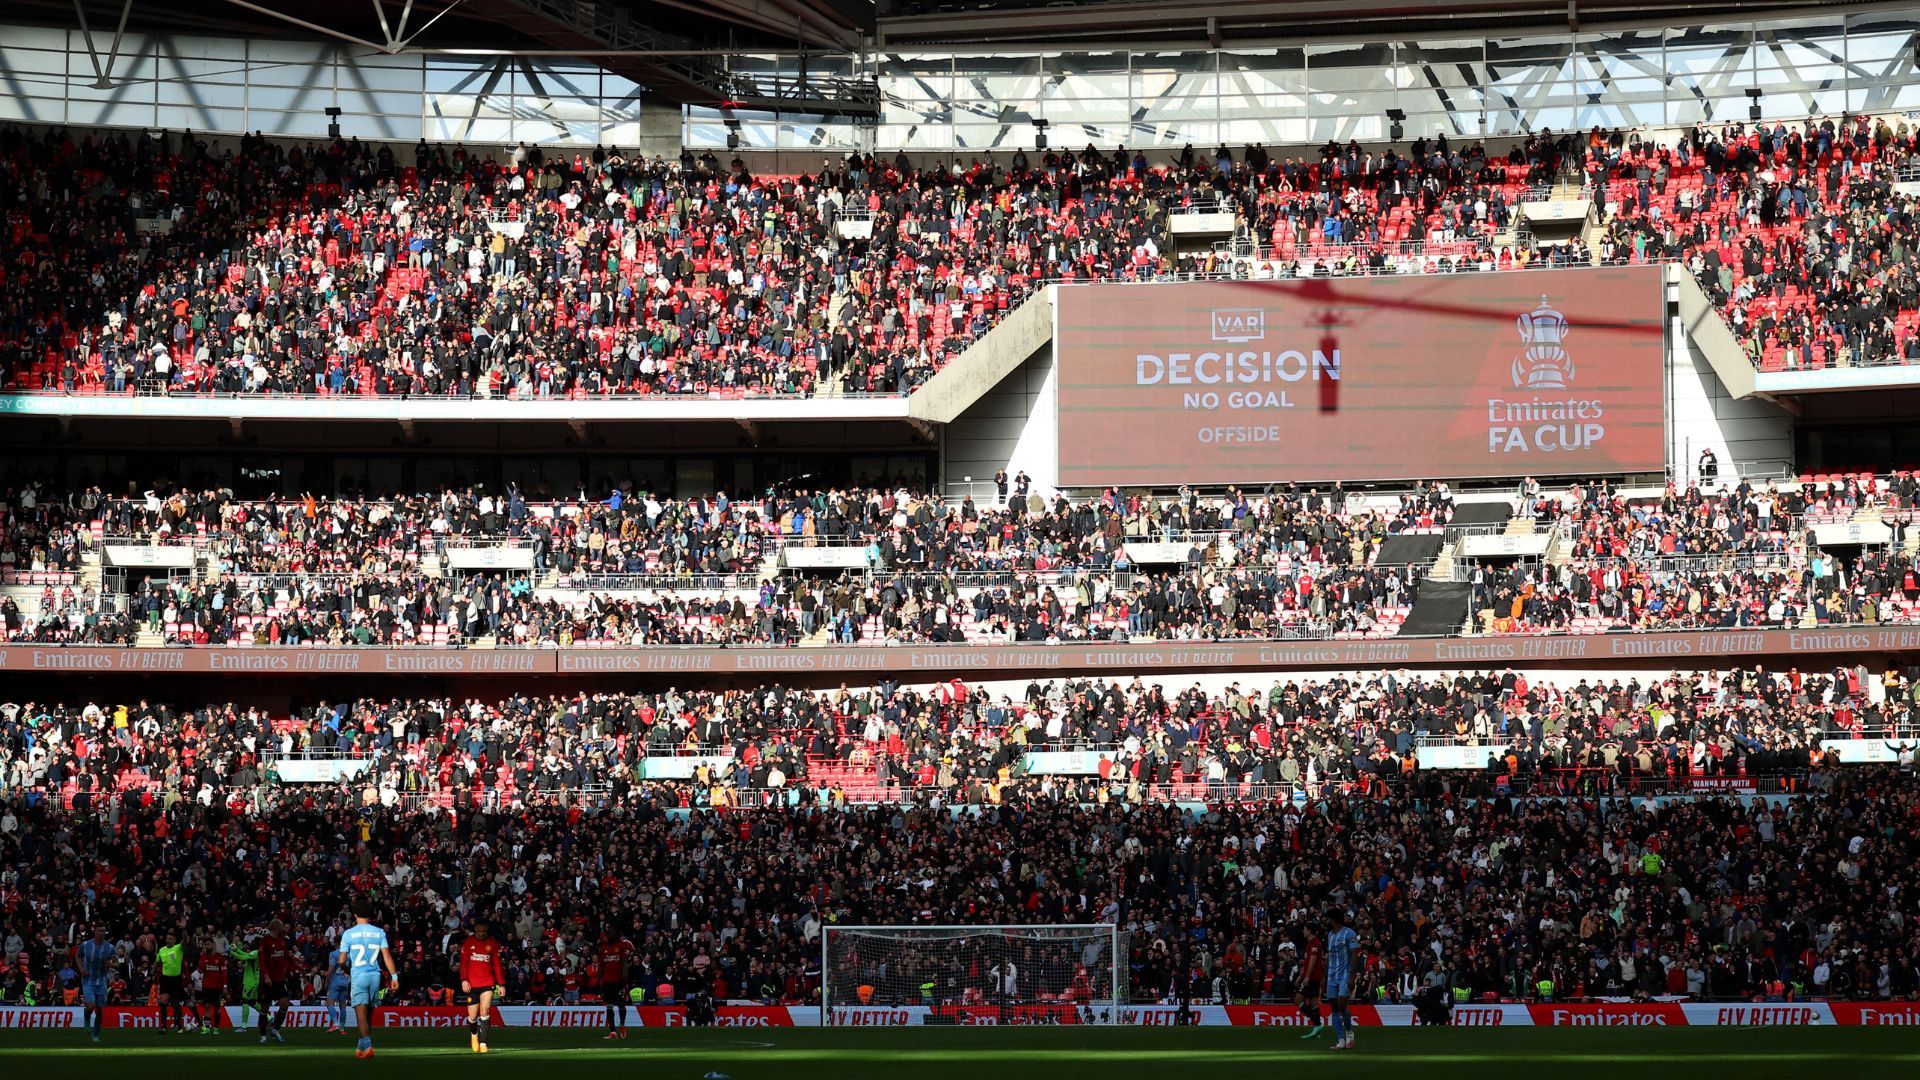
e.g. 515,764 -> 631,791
14,0 -> 880,114
877,0 -> 1903,48
9,0 -> 1901,116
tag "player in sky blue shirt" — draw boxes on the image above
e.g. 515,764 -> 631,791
324,955 -> 352,1033
1323,909 -> 1362,1051
77,923 -> 115,1042
336,899 -> 399,1058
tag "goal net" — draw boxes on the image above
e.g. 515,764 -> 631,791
822,924 -> 1123,1025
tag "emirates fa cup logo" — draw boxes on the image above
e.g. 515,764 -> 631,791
1513,296 -> 1573,389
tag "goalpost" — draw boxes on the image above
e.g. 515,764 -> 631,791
821,924 -> 1124,1026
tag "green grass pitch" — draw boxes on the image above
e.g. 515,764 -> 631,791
1,1026 -> 1915,1079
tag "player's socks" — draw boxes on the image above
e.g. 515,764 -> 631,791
606,1004 -> 617,1033
477,1019 -> 489,1050
617,1004 -> 628,1031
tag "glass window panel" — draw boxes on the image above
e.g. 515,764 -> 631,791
1140,96 -> 1219,122
426,62 -> 503,97
1220,51 -> 1309,115
950,98 -> 1020,124
0,41 -> 69,78
1131,51 -> 1216,102
247,84 -> 329,112
1031,90 -> 1128,124
1040,51 -> 1130,102
7,25 -> 73,52
0,32 -> 67,123
68,38 -> 153,106
1049,120 -> 1131,148
250,109 -> 334,138
1132,119 -> 1215,147
777,118 -> 863,149
246,39 -> 330,65
424,99 -> 514,144
1220,116 -> 1310,146
156,106 -> 247,132
158,55 -> 249,85
953,124 -> 1015,149
875,121 -> 950,149
351,58 -> 421,94
1306,113 -> 1386,142
340,89 -> 421,118
1401,106 -> 1483,139
0,88 -> 56,123
684,118 -> 728,147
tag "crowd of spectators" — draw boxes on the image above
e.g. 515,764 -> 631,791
1478,474 -> 1920,634
3,479 -> 1444,645
0,126 -> 1179,399
4,664 -> 1911,815
7,472 -> 1920,645
11,115 -> 1920,401
3,765 -> 1918,1010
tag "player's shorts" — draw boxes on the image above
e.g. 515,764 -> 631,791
349,968 -> 383,1007
459,985 -> 495,1006
81,978 -> 110,1006
1295,978 -> 1322,1001
600,983 -> 626,1005
200,985 -> 227,1005
1323,975 -> 1351,1001
326,980 -> 351,1003
158,974 -> 185,999
258,978 -> 288,1002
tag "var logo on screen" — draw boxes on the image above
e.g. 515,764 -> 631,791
1210,309 -> 1266,343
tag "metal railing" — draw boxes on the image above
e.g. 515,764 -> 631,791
553,572 -> 766,591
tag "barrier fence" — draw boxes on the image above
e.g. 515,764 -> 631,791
6,1001 -> 1916,1029
10,624 -> 1920,675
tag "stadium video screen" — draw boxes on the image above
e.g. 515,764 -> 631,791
1054,266 -> 1667,486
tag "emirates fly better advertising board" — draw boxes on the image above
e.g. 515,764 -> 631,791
1054,267 -> 1667,486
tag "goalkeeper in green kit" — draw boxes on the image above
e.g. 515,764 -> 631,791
229,939 -> 261,1030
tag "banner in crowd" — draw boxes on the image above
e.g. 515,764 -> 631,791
7,625 -> 1920,679
1021,750 -> 1117,775
1414,744 -> 1510,770
273,758 -> 372,784
1054,268 -> 1667,486
1819,738 -> 1911,764
6,1001 -> 1918,1029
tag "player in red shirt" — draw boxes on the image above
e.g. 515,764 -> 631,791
254,919 -> 296,1043
196,935 -> 229,1035
456,919 -> 507,1054
596,928 -> 635,1038
1295,919 -> 1328,1040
